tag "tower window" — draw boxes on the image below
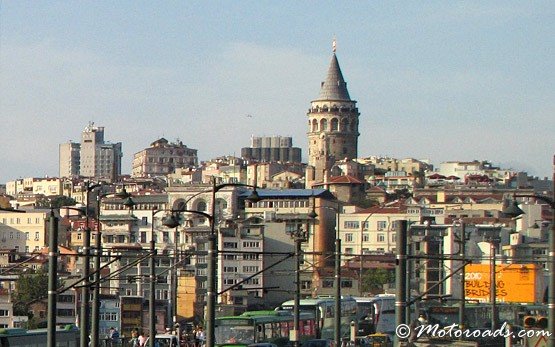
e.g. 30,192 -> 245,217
331,118 -> 338,131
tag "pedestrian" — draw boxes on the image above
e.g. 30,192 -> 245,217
138,332 -> 147,347
408,313 -> 428,344
195,326 -> 205,347
130,329 -> 139,347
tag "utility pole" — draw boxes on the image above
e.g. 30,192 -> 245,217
395,220 -> 408,344
458,221 -> 466,328
47,209 -> 58,347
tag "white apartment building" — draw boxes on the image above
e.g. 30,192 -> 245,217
218,221 -> 264,309
0,210 -> 49,253
339,203 -> 421,257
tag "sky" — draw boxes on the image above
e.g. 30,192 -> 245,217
0,1 -> 554,184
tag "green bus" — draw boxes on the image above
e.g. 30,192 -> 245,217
0,324 -> 80,346
277,297 -> 357,340
215,310 -> 317,347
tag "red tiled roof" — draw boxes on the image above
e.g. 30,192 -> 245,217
314,175 -> 364,186
40,245 -> 78,255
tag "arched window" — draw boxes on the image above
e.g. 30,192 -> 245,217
331,118 -> 339,131
196,200 -> 207,212
312,119 -> 318,132
173,199 -> 186,211
320,119 -> 328,131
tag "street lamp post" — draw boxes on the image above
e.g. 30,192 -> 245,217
287,228 -> 308,347
334,204 -> 341,347
80,181 -> 101,347
90,189 -> 133,347
455,220 -> 467,328
205,180 -> 261,347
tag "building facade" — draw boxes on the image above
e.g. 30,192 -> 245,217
59,142 -> 81,178
132,138 -> 198,178
59,122 -> 122,181
241,136 -> 302,163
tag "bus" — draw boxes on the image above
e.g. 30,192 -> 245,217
215,310 -> 316,347
0,324 -> 80,346
353,294 -> 396,335
277,296 -> 357,340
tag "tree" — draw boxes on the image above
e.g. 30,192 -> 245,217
361,268 -> 395,294
13,269 -> 49,316
35,195 -> 77,208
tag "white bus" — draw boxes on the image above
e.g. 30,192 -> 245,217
353,294 -> 396,335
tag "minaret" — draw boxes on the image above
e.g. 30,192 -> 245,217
306,41 -> 360,185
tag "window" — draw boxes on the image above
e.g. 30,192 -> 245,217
244,277 -> 260,285
345,233 -> 353,242
377,221 -> 387,230
223,267 -> 238,273
223,242 -> 237,249
344,221 -> 359,229
224,254 -> 237,260
0,310 -> 9,316
363,233 -> 369,242
377,233 -> 385,242
197,201 -> 207,212
341,279 -> 353,288
224,278 -> 235,285
142,217 -> 148,226
243,266 -> 259,273
322,279 -> 334,288
243,254 -> 259,260
345,247 -> 353,254
242,241 -> 260,248
35,232 -> 40,241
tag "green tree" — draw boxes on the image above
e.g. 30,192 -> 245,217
35,195 -> 77,208
13,269 -> 49,316
361,268 -> 395,294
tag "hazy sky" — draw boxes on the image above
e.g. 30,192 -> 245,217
1,1 -> 554,184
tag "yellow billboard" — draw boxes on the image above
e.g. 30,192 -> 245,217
464,263 -> 541,303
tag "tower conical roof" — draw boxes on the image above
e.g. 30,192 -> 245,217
315,53 -> 351,101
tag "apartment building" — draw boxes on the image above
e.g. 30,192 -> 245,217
0,210 -> 50,253
59,122 -> 122,181
132,138 -> 198,178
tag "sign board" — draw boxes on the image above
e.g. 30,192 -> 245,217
464,263 -> 540,303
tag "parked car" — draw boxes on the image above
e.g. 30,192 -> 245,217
302,339 -> 335,347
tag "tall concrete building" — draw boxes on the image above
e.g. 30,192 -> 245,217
241,135 -> 302,163
307,46 -> 360,185
59,141 -> 81,178
58,122 -> 122,181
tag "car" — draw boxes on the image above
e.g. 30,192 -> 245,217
302,339 -> 335,347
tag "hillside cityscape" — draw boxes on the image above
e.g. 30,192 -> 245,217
0,48 -> 553,346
